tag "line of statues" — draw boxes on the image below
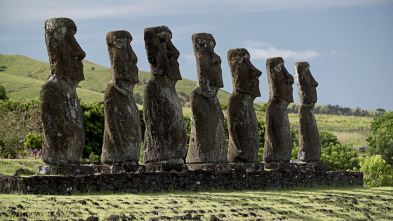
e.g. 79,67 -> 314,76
40,18 -> 322,171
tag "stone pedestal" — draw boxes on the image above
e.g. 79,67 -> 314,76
264,162 -> 299,170
298,162 -> 327,172
186,163 -> 231,171
144,164 -> 187,172
92,164 -> 140,174
38,165 -> 94,175
229,163 -> 264,172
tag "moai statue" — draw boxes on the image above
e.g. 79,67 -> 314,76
186,33 -> 227,165
227,48 -> 262,163
101,31 -> 141,165
263,57 -> 294,167
40,18 -> 86,166
39,18 -> 93,175
143,26 -> 187,165
295,62 -> 322,164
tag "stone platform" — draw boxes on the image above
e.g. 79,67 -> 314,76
0,168 -> 363,195
38,165 -> 94,175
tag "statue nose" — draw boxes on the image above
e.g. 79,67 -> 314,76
212,53 -> 221,65
167,42 -> 179,60
74,49 -> 86,61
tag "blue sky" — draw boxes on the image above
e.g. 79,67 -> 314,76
1,0 -> 392,111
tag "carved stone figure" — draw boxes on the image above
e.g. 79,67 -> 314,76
186,33 -> 227,164
143,26 -> 187,165
40,18 -> 86,165
263,57 -> 294,164
101,31 -> 141,165
295,62 -> 321,163
227,48 -> 262,163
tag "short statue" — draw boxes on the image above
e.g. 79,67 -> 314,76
40,18 -> 86,165
186,33 -> 227,164
227,48 -> 262,163
295,62 -> 321,163
263,57 -> 294,164
101,31 -> 142,165
143,26 -> 187,165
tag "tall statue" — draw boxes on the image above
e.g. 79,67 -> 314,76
227,48 -> 262,163
263,57 -> 294,165
295,62 -> 321,163
40,18 -> 86,165
186,33 -> 227,164
143,26 -> 187,165
101,30 -> 142,165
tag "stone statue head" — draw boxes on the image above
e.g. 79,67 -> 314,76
106,30 -> 139,83
144,26 -> 181,80
266,57 -> 294,103
295,62 -> 318,105
227,48 -> 262,97
45,18 -> 86,82
192,33 -> 223,88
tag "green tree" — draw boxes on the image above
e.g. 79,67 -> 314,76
220,102 -> 227,112
257,119 -> 266,162
81,101 -> 105,159
358,155 -> 393,187
259,103 -> 267,112
321,142 -> 360,171
367,111 -> 393,165
24,133 -> 42,150
0,85 -> 8,100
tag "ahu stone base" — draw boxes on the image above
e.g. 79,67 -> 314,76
38,165 -> 94,175
0,169 -> 363,195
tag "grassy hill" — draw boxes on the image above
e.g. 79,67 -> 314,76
0,54 -> 231,104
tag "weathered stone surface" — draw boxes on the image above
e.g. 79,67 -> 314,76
227,48 -> 262,163
263,57 -> 294,163
101,30 -> 141,165
228,163 -> 264,172
40,18 -> 86,165
186,163 -> 231,171
38,165 -> 94,175
0,170 -> 363,195
92,164 -> 140,174
295,62 -> 321,163
143,26 -> 187,164
298,161 -> 327,172
186,33 -> 227,164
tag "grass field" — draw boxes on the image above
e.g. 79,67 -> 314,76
0,186 -> 392,220
0,159 -> 45,176
253,111 -> 374,146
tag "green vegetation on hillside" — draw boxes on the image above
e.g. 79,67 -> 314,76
0,54 -> 231,104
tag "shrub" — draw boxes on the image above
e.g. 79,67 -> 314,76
257,119 -> 266,162
0,99 -> 41,158
319,130 -> 340,147
0,84 -> 8,100
367,111 -> 393,165
81,101 -> 105,159
17,148 -> 42,159
321,142 -> 360,171
24,133 -> 42,150
358,155 -> 393,187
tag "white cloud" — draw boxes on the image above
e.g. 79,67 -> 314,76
0,0 -> 390,24
181,53 -> 196,62
243,41 -> 319,60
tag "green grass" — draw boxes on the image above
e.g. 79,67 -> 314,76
0,54 -> 231,104
0,159 -> 45,176
254,111 -> 374,146
0,186 -> 392,220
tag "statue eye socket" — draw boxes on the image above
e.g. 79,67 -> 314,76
274,65 -> 281,72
